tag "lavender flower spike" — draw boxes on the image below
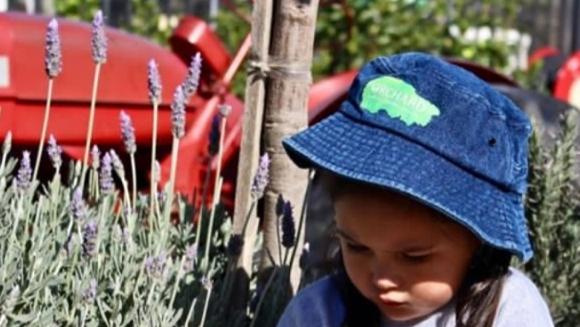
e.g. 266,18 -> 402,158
91,10 -> 107,64
147,59 -> 162,103
144,252 -> 167,279
81,279 -> 97,304
70,187 -> 88,221
251,153 -> 270,199
17,151 -> 32,190
170,85 -> 186,138
100,152 -> 114,194
109,149 -> 125,179
182,52 -> 202,98
281,201 -> 296,248
91,145 -> 100,170
208,115 -> 220,156
82,219 -> 98,258
119,111 -> 136,154
47,134 -> 62,170
45,18 -> 62,78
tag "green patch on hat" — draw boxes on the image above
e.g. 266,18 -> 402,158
361,76 -> 440,127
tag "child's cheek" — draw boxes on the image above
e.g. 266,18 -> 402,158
410,281 -> 455,311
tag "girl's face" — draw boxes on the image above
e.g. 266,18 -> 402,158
334,189 -> 480,322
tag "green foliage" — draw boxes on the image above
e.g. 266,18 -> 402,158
524,111 -> 580,326
55,0 -> 172,45
0,154 -> 227,325
314,0 -> 519,76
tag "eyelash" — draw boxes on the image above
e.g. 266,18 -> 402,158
344,242 -> 432,262
345,242 -> 368,253
402,253 -> 431,263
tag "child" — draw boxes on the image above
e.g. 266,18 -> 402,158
277,53 -> 554,326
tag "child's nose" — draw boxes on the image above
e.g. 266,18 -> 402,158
371,257 -> 402,290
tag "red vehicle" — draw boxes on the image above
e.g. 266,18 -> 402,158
0,12 -> 354,208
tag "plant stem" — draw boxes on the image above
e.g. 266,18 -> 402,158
202,177 -> 223,272
80,63 -> 102,191
149,100 -> 159,221
249,267 -> 279,327
162,137 -> 180,249
183,298 -> 198,327
288,170 -> 314,271
33,78 -> 54,182
167,256 -> 185,311
130,153 -> 137,213
199,284 -> 213,327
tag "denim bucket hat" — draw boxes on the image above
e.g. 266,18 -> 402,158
283,52 -> 533,261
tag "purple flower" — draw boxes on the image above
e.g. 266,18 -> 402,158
91,10 -> 107,64
17,151 -> 32,190
144,252 -> 167,279
82,219 -> 98,258
219,104 -> 232,118
3,131 -> 12,155
182,52 -> 202,98
276,194 -> 285,217
281,201 -> 295,248
91,145 -> 100,170
147,59 -> 162,103
251,153 -> 270,199
100,152 -> 114,194
81,278 -> 97,304
47,134 -> 62,170
44,18 -> 62,78
70,187 -> 88,221
208,115 -> 220,156
108,149 -> 125,179
170,85 -> 186,138
119,111 -> 136,155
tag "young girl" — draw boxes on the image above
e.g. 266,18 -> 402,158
277,53 -> 554,326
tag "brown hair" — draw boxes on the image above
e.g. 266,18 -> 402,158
321,172 -> 510,327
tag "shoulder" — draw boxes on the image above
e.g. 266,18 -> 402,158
277,275 -> 346,327
494,268 -> 554,327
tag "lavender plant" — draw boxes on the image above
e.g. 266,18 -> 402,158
148,59 -> 162,220
81,10 -> 108,189
119,110 -> 138,211
33,18 -> 62,182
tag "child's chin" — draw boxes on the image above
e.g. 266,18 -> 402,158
380,306 -> 429,324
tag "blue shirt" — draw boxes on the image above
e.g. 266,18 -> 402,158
277,268 -> 554,327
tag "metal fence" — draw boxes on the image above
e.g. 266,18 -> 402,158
518,0 -> 580,56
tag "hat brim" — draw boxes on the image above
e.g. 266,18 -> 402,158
283,109 -> 532,261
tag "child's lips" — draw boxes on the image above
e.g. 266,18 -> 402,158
378,294 -> 407,307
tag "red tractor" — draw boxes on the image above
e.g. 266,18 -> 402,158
1,12 -> 572,214
0,12 -> 355,209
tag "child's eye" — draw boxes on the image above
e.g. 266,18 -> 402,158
402,252 -> 431,263
345,242 -> 369,253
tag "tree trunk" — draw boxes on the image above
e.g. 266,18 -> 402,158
262,0 -> 319,292
229,0 -> 274,312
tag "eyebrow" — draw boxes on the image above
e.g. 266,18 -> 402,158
335,227 -> 436,252
335,228 -> 360,243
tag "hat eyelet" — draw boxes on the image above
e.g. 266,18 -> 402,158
488,138 -> 497,147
